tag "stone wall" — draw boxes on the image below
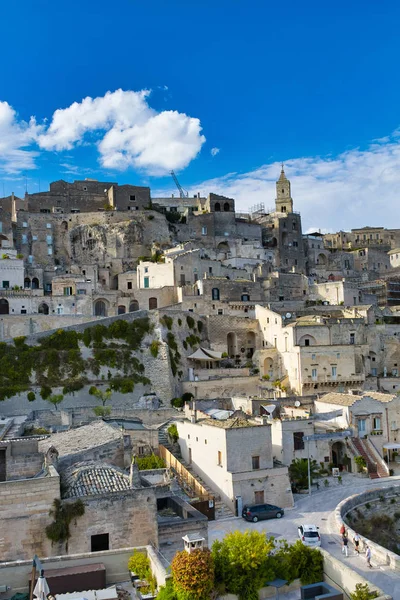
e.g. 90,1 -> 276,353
182,376 -> 261,399
2,438 -> 44,480
157,496 -> 208,561
0,314 -> 101,341
0,465 -> 60,561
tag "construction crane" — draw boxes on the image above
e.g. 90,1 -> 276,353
170,170 -> 189,198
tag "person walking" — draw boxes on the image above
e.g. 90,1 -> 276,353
366,545 -> 372,568
353,533 -> 360,555
342,533 -> 349,557
339,524 -> 346,536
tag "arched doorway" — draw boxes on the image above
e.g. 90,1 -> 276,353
264,357 -> 273,378
94,300 -> 107,317
149,297 -> 158,310
118,305 -> 126,315
246,331 -> 256,358
223,202 -> 230,212
317,254 -> 327,266
298,335 -> 317,347
227,332 -> 237,357
24,278 -> 31,289
61,221 -> 68,232
331,441 -> 348,471
38,303 -> 49,315
0,299 -> 9,315
214,202 -> 221,212
129,300 -> 139,312
32,278 -> 39,290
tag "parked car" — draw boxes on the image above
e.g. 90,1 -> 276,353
242,503 -> 284,522
298,524 -> 321,547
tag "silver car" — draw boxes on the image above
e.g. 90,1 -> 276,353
298,524 -> 321,547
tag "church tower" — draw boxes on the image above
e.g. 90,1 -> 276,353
275,166 -> 293,213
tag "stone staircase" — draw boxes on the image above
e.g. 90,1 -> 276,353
158,421 -> 236,520
351,437 -> 388,479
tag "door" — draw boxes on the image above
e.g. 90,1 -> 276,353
149,297 -> 158,310
254,491 -> 264,505
180,274 -> 186,285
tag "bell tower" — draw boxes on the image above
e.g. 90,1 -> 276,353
275,165 -> 293,213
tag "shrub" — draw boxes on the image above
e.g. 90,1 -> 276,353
182,340 -> 188,350
350,583 -> 379,600
136,454 -> 165,470
391,497 -> 396,504
156,580 -> 177,600
27,391 -> 36,402
394,511 -> 400,520
45,499 -> 85,549
186,315 -> 195,329
40,386 -> 52,400
273,540 -> 323,585
324,479 -> 329,487
160,315 -> 173,330
177,318 -> 182,326
167,423 -> 179,443
365,502 -> 371,509
171,549 -> 214,600
128,550 -> 151,579
150,340 -> 160,358
147,215 -> 155,221
355,456 -> 367,472
171,397 -> 184,408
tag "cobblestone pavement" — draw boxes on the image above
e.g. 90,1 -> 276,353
209,473 -> 400,598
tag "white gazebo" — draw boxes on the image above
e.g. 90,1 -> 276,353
187,347 -> 222,370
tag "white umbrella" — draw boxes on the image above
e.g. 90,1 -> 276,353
33,573 -> 50,600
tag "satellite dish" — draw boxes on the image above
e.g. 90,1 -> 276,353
282,315 -> 286,319
286,313 -> 292,319
264,404 -> 276,418
294,400 -> 301,408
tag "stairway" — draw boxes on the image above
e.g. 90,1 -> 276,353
351,437 -> 388,479
158,421 -> 236,520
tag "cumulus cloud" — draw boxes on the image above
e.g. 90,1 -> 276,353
38,89 -> 205,175
211,147 -> 220,157
190,134 -> 400,231
0,102 -> 41,173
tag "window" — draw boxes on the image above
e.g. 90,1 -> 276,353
293,241 -> 298,247
218,309 -> 223,315
241,294 -> 250,301
217,451 -> 222,466
312,354 -> 316,361
127,281 -> 132,290
2,281 -> 9,289
0,222 -> 2,233
77,289 -> 86,295
205,439 -> 207,444
32,235 -> 37,241
40,208 -> 50,214
144,277 -> 149,288
46,223 -> 51,229
391,421 -> 397,431
201,226 -> 207,235
130,195 -> 136,201
350,333 -> 355,345
305,338 -> 310,346
252,456 -> 260,470
91,533 -> 109,552
22,222 -> 28,228
337,353 -> 340,359
292,222 -> 297,230
331,366 -> 337,378
312,368 -> 317,380
274,337 -> 277,347
358,419 -> 366,433
64,287 -> 73,296
22,234 -> 27,244
144,267 -> 149,273
47,247 -> 53,255
209,266 -> 212,274
373,417 -> 381,431
212,288 -> 220,300
293,432 -> 305,450
46,235 -> 52,244
138,446 -> 145,455
28,255 -> 33,264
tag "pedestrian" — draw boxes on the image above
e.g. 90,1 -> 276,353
353,533 -> 360,555
342,533 -> 349,557
366,545 -> 372,568
339,524 -> 346,536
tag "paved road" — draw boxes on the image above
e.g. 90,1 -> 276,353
209,474 -> 400,598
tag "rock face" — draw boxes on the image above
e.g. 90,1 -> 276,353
137,393 -> 161,409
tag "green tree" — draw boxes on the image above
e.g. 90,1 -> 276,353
289,458 -> 319,490
89,386 -> 112,417
212,531 -> 275,600
355,456 -> 367,473
350,583 -> 379,600
167,423 -> 179,443
47,394 -> 64,410
93,406 -> 112,417
156,580 -> 177,600
272,540 -> 323,585
171,548 -> 214,600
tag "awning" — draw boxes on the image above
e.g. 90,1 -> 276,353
383,442 -> 400,450
187,347 -> 222,361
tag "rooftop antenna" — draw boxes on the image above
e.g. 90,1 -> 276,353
170,170 -> 188,198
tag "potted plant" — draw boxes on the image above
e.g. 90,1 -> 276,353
128,550 -> 151,583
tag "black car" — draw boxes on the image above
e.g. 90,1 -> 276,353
242,503 -> 284,522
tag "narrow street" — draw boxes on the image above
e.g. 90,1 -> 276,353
209,474 -> 400,598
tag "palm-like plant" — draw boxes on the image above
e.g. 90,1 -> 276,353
289,458 -> 319,490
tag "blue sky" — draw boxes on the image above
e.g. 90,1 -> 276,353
1,0 -> 400,230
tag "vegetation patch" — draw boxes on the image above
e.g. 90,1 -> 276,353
45,498 -> 85,550
136,454 -> 165,470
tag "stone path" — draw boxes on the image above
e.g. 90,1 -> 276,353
209,473 -> 400,598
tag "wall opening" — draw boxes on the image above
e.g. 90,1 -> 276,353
91,533 -> 109,552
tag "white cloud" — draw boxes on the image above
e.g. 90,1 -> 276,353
211,147 -> 220,157
38,89 -> 205,175
190,134 -> 400,231
0,102 -> 41,173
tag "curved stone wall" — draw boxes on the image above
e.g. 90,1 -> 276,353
335,484 -> 400,570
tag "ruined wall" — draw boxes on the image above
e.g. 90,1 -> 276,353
2,439 -> 44,480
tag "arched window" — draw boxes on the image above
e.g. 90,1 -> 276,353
223,202 -> 230,212
149,297 -> 158,310
61,221 -> 68,232
118,305 -> 126,315
212,288 -> 220,300
0,299 -> 9,314
38,303 -> 49,315
129,300 -> 139,312
214,202 -> 221,212
94,300 -> 107,317
24,278 -> 31,289
32,278 -> 39,289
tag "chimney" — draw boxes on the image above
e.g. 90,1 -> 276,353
130,458 -> 141,488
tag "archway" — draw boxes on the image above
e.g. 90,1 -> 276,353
270,237 -> 278,248
24,278 -> 31,289
217,241 -> 229,253
129,300 -> 139,312
0,299 -> 9,315
227,332 -> 237,357
38,303 -> 49,315
118,305 -> 126,315
94,300 -> 107,317
331,441 -> 348,471
317,253 -> 327,266
298,334 -> 317,347
264,357 -> 273,378
223,202 -> 230,212
32,278 -> 39,289
149,297 -> 158,310
214,202 -> 221,212
61,221 -> 68,232
246,331 -> 256,357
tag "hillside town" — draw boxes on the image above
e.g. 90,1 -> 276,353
1,169 -> 399,600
